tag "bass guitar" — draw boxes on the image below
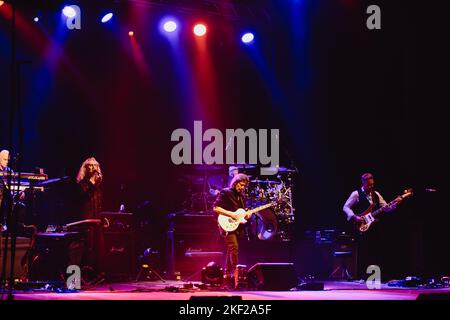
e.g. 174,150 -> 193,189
355,188 -> 413,232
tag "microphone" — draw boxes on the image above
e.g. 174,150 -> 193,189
93,169 -> 102,177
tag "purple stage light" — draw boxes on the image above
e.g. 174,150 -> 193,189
62,6 -> 77,18
163,20 -> 177,33
241,32 -> 254,44
101,13 -> 113,23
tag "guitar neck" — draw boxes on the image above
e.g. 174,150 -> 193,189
246,203 -> 272,215
366,190 -> 412,219
372,199 -> 398,218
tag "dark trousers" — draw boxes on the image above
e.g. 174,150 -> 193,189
82,225 -> 104,274
356,223 -> 384,280
224,232 -> 239,274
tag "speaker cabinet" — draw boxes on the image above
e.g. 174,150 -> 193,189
166,213 -> 224,280
248,262 -> 298,290
0,237 -> 32,278
101,232 -> 136,280
99,212 -> 136,280
331,241 -> 357,279
26,232 -> 84,281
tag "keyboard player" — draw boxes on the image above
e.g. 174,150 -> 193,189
0,149 -> 12,231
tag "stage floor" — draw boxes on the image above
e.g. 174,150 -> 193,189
7,280 -> 450,300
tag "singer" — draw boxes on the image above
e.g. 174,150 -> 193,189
76,157 -> 103,219
75,157 -> 105,280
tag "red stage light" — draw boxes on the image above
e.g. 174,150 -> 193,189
128,31 -> 134,37
193,24 -> 207,37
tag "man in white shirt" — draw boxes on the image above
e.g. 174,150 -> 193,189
342,173 -> 403,279
343,173 -> 401,224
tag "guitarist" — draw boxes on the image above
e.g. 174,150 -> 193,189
213,173 -> 250,281
342,172 -> 403,278
343,173 -> 403,225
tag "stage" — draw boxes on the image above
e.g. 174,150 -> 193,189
1,1 -> 449,310
7,280 -> 450,300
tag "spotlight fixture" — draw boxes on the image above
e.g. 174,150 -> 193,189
33,16 -> 39,22
101,12 -> 113,23
0,1 -> 4,7
62,5 -> 77,18
193,23 -> 207,37
241,32 -> 254,44
163,20 -> 177,33
201,261 -> 223,286
128,31 -> 134,37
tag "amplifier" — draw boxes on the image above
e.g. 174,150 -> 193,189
26,232 -> 85,281
167,212 -> 219,235
0,237 -> 31,278
98,212 -> 136,280
101,232 -> 136,280
99,212 -> 134,233
166,212 -> 224,280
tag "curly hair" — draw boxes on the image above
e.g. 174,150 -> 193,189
229,173 -> 249,188
76,157 -> 102,183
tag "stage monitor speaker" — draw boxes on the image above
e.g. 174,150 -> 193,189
248,262 -> 298,291
416,292 -> 450,300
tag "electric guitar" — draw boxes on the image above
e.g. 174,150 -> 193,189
355,188 -> 413,232
218,202 -> 276,232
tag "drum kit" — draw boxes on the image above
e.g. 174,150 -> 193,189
180,164 -> 298,242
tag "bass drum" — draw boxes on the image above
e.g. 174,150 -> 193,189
251,208 -> 278,241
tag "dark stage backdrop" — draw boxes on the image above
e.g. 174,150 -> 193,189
1,0 -> 449,278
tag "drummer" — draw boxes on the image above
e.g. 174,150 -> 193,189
209,165 -> 239,197
227,165 -> 239,187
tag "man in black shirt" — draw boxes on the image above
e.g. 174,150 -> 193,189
213,173 -> 250,279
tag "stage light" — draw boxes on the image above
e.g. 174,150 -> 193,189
193,23 -> 207,37
241,32 -> 254,44
101,12 -> 113,23
201,261 -> 223,286
0,1 -> 4,7
128,31 -> 134,37
62,6 -> 77,18
33,17 -> 39,22
163,20 -> 177,33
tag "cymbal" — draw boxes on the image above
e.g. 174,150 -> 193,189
191,164 -> 226,172
276,166 -> 298,173
250,179 -> 280,184
231,164 -> 257,169
260,166 -> 298,174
